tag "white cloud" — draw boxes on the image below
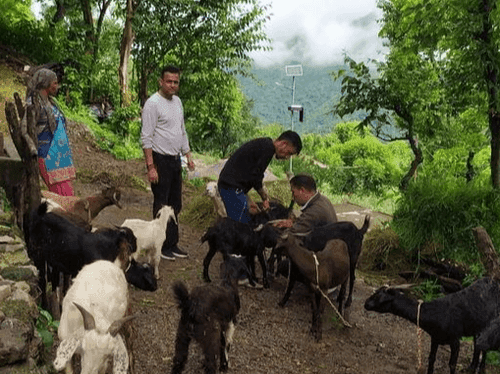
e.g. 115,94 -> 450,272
250,0 -> 388,67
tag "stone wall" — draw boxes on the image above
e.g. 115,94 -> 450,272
0,209 -> 54,373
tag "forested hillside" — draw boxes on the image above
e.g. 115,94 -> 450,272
238,64 -> 366,134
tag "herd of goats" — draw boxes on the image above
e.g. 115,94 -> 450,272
21,186 -> 500,373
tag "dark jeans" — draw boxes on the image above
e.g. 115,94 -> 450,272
151,151 -> 182,251
218,186 -> 251,223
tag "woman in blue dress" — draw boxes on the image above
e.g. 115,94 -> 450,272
26,68 -> 76,196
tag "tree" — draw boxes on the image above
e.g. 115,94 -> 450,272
377,0 -> 500,188
332,49 -> 446,189
132,0 -> 270,104
117,0 -> 141,107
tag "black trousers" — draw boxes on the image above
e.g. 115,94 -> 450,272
151,151 -> 182,251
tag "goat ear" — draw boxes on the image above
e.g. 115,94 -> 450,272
53,337 -> 80,370
112,335 -> 129,374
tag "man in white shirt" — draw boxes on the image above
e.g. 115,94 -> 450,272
141,65 -> 195,261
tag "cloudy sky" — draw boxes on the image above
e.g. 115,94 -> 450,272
250,0 -> 388,67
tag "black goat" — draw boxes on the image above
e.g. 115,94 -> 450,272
364,278 -> 500,374
126,259 -> 158,291
171,256 -> 248,374
475,316 -> 500,373
202,201 -> 290,288
28,202 -> 137,310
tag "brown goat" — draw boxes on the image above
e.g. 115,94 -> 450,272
276,234 -> 349,341
43,187 -> 122,231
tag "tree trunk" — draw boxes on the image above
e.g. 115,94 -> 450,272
473,226 -> 500,281
119,0 -> 137,107
490,115 -> 500,188
3,93 -> 41,233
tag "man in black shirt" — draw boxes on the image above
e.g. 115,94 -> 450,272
218,130 -> 302,223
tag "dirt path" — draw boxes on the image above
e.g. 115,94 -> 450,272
66,122 -> 480,374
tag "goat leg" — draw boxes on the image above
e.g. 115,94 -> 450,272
310,292 -> 323,341
278,263 -> 298,307
448,339 -> 460,374
171,321 -> 191,374
203,248 -> 218,283
256,250 -> 269,288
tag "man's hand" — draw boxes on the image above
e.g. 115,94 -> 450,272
273,219 -> 293,228
262,198 -> 270,211
147,165 -> 159,183
248,200 -> 260,214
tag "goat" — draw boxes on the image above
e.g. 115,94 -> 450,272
53,260 -> 135,374
364,277 -> 500,374
205,181 -> 227,217
125,259 -> 158,291
274,234 -> 350,341
202,201 -> 291,288
171,256 -> 248,374
28,202 -> 137,311
42,186 -> 122,231
476,316 -> 500,373
299,215 -> 370,309
121,205 -> 176,279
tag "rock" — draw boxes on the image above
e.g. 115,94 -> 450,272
0,236 -> 14,244
0,285 -> 11,303
0,318 -> 31,366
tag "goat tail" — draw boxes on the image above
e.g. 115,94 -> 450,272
360,215 -> 371,236
172,281 -> 191,315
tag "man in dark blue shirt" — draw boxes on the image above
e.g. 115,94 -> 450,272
218,131 -> 302,223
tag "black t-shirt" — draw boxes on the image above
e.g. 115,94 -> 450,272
218,137 -> 275,194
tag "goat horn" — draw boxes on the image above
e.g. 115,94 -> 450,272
73,302 -> 96,331
254,224 -> 264,232
391,284 -> 413,289
113,192 -> 123,209
107,315 -> 136,337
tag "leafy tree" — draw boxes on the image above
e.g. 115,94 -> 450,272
132,0 -> 270,104
377,0 -> 500,188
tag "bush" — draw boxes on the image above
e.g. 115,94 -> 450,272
392,176 -> 500,263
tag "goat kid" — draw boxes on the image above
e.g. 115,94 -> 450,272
53,260 -> 135,374
121,205 -> 176,279
202,201 -> 291,288
275,234 -> 350,341
125,259 -> 157,291
171,256 -> 247,374
364,278 -> 500,374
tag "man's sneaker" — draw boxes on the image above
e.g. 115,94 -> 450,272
161,248 -> 176,261
172,246 -> 188,258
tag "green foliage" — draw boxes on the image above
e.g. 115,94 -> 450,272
36,307 -> 59,349
414,279 -> 444,302
392,176 -> 500,263
57,100 -> 142,160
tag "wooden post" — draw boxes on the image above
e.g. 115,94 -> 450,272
472,226 -> 500,281
2,93 -> 41,233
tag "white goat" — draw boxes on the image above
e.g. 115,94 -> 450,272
53,260 -> 133,374
121,205 -> 176,279
205,181 -> 227,217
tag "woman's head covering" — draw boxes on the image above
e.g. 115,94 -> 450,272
26,68 -> 59,134
26,68 -> 58,98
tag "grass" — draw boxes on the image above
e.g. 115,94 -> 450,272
0,64 -> 26,136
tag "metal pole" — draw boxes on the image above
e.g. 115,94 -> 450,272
290,76 -> 295,172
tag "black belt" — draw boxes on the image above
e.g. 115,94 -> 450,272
154,151 -> 181,161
